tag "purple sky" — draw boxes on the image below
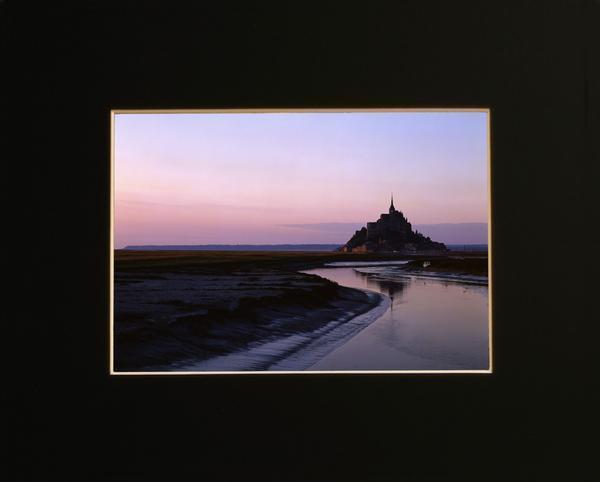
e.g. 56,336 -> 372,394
114,111 -> 488,248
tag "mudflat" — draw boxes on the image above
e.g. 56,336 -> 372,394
114,251 -> 387,371
113,250 -> 487,371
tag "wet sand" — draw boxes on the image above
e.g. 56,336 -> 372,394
114,259 -> 382,371
114,250 -> 488,372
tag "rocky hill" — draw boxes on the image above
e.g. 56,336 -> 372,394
339,197 -> 447,254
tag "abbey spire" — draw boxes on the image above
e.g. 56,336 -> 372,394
389,193 -> 396,214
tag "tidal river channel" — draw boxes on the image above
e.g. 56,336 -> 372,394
303,264 -> 490,371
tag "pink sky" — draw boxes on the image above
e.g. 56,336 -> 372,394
114,112 -> 488,248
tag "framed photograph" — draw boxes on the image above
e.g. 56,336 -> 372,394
111,109 -> 491,374
10,2 -> 594,481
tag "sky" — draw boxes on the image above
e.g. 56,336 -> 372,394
114,111 -> 489,248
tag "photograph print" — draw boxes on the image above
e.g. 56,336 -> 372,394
112,109 -> 491,374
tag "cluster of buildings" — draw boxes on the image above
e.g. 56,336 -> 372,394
340,196 -> 447,254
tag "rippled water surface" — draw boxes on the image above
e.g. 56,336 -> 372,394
304,266 -> 490,371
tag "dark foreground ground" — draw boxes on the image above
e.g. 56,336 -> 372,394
114,250 -> 487,371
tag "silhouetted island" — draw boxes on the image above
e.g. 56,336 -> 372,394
339,196 -> 448,253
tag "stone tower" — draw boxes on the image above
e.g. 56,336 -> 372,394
389,193 -> 396,214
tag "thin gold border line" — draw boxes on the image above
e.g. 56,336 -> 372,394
487,110 -> 493,373
111,108 -> 490,115
110,112 -> 115,374
113,370 -> 492,376
109,108 -> 492,376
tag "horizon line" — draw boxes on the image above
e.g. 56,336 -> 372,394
119,242 -> 489,248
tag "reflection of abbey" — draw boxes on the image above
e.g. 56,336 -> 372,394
340,196 -> 447,253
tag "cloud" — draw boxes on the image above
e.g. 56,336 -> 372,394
282,222 -> 365,231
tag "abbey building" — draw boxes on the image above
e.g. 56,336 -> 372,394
339,196 -> 447,253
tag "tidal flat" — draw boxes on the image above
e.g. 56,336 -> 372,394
114,250 -> 487,372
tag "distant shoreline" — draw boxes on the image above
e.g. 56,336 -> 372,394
121,243 -> 488,252
122,244 -> 343,252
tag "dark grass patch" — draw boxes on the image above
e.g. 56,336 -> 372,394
403,257 -> 488,276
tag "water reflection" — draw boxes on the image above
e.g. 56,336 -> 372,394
303,267 -> 490,371
354,270 -> 408,309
